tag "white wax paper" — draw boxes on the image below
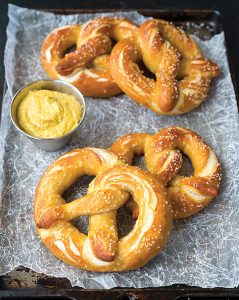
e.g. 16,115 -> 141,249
0,4 -> 239,288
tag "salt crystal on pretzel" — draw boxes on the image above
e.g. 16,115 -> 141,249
34,148 -> 172,271
110,19 -> 219,114
41,17 -> 138,98
110,126 -> 222,218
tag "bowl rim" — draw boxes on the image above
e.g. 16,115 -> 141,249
10,79 -> 86,141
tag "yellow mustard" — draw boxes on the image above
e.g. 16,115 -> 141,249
17,89 -> 82,138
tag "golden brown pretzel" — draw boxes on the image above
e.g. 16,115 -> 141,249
110,127 -> 222,219
41,17 -> 138,97
110,19 -> 219,114
34,148 -> 172,271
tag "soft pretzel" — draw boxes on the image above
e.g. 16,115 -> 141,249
110,19 -> 219,114
41,17 -> 138,97
34,148 -> 172,271
110,127 -> 222,219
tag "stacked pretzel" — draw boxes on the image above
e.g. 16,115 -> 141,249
41,17 -> 219,115
34,127 -> 222,271
41,17 -> 137,98
110,126 -> 222,219
34,147 -> 172,271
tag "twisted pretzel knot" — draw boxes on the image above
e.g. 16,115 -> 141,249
110,127 -> 222,219
41,17 -> 138,97
34,148 -> 172,271
110,19 -> 219,115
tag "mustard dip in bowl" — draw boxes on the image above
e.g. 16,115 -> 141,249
10,80 -> 86,151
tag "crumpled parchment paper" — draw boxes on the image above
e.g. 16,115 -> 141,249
0,4 -> 239,289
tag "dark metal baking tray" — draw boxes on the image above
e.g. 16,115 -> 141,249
0,4 -> 239,300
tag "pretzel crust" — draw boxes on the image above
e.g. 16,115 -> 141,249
34,148 -> 172,271
110,127 -> 222,219
110,19 -> 219,114
41,17 -> 138,98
